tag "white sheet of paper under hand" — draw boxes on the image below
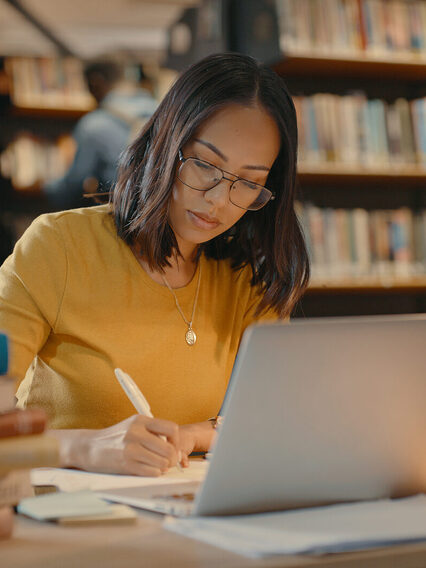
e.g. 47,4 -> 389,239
31,460 -> 207,492
164,495 -> 426,557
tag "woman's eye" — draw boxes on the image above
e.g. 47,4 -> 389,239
242,180 -> 260,190
194,160 -> 213,171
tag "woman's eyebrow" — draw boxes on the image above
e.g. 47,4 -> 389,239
193,138 -> 270,171
194,138 -> 227,161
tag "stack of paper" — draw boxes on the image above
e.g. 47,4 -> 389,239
165,495 -> 426,557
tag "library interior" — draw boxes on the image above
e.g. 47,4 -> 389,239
0,0 -> 426,567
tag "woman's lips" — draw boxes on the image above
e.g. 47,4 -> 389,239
187,210 -> 220,230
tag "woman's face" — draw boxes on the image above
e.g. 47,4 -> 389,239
168,103 -> 281,257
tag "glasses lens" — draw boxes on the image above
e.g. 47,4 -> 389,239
178,158 -> 221,190
230,180 -> 272,211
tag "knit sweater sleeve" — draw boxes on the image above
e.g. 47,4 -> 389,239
0,215 -> 67,382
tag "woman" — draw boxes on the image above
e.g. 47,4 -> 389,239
0,53 -> 309,476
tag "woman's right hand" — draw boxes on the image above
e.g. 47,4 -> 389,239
50,415 -> 181,476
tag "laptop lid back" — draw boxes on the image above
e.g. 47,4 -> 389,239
193,315 -> 426,516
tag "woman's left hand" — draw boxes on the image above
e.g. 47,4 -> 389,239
178,421 -> 216,467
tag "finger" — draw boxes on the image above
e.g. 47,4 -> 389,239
128,424 -> 178,464
142,431 -> 179,467
145,418 -> 180,449
124,460 -> 165,477
125,416 -> 180,465
125,441 -> 171,472
127,415 -> 179,449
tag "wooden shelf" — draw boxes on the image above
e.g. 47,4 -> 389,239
9,184 -> 42,195
274,51 -> 426,81
10,105 -> 91,119
308,276 -> 426,295
297,164 -> 426,187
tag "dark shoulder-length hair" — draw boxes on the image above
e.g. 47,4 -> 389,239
113,52 -> 309,318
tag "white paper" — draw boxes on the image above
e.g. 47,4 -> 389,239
31,459 -> 207,492
164,494 -> 426,557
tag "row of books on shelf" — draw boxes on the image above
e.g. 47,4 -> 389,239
278,0 -> 426,57
3,90 -> 426,193
293,94 -> 426,168
297,203 -> 426,281
0,133 -> 75,190
4,57 -> 94,110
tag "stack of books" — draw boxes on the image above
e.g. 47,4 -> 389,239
0,333 -> 59,539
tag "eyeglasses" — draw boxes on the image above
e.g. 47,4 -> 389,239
177,151 -> 274,211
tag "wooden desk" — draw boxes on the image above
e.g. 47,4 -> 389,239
3,512 -> 426,568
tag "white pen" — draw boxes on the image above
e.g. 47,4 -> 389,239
114,367 -> 183,471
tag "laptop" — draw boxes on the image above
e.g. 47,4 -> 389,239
98,314 -> 426,516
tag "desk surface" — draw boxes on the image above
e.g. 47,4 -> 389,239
3,512 -> 426,568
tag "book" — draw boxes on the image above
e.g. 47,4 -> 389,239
396,97 -> 416,164
0,470 -> 33,507
17,490 -> 137,526
296,92 -> 422,169
0,507 -> 13,540
390,208 -> 414,277
6,56 -> 94,110
0,409 -> 46,438
0,379 -> 15,414
57,505 -> 137,526
0,333 -> 7,375
0,435 -> 59,475
0,332 -> 14,414
277,0 -> 426,58
298,203 -> 426,280
411,98 -> 426,167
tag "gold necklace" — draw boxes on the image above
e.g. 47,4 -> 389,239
161,263 -> 202,346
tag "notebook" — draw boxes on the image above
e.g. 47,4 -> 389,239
98,314 -> 426,517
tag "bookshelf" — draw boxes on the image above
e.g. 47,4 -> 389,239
0,56 -> 92,262
274,52 -> 426,81
309,275 -> 426,294
298,164 -> 426,186
276,0 -> 426,316
1,1 -> 425,316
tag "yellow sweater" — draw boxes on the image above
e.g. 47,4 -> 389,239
0,205 -> 277,429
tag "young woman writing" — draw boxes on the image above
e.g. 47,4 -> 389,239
0,53 -> 309,476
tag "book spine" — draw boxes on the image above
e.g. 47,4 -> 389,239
395,98 -> 416,164
0,435 -> 59,475
0,506 -> 13,540
278,0 -> 298,52
0,470 -> 33,507
411,98 -> 426,166
0,333 -> 14,414
0,409 -> 46,438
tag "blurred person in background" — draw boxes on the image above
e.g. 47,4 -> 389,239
44,58 -> 157,210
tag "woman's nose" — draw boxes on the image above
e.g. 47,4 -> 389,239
204,179 -> 231,208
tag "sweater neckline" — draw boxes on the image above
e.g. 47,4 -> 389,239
108,217 -> 204,300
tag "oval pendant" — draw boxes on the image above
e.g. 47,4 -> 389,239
185,328 -> 196,346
